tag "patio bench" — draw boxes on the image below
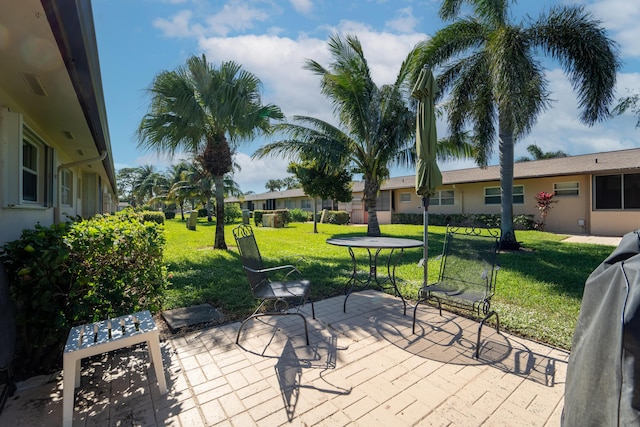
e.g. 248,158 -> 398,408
62,310 -> 167,427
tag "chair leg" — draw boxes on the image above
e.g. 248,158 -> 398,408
236,312 -> 311,346
475,310 -> 499,358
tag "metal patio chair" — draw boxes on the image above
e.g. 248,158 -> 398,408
412,225 -> 501,358
233,224 -> 315,345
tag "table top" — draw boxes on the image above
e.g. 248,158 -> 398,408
326,236 -> 423,249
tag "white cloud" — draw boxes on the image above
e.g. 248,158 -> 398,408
587,0 -> 640,57
385,7 -> 419,34
153,10 -> 196,38
233,152 -> 292,192
290,0 -> 313,14
204,1 -> 270,36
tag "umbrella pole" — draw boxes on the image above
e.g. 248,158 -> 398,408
422,195 -> 430,286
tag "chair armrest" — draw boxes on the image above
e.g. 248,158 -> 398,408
243,265 -> 301,277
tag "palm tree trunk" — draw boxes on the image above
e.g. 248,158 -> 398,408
498,112 -> 519,250
364,176 -> 381,237
214,175 -> 227,250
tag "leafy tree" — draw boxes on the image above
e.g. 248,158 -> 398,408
516,144 -> 568,162
138,54 -> 283,249
288,161 -> 353,233
416,0 -> 619,248
116,167 -> 141,204
255,34 -> 467,236
613,91 -> 640,128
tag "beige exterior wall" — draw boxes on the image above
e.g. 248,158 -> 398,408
590,211 -> 640,236
389,175 -> 595,234
230,172 -> 637,236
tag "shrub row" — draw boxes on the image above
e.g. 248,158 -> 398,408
0,210 -> 168,376
392,212 -> 536,230
318,210 -> 350,225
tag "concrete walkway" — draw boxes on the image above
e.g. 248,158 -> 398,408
0,291 -> 568,426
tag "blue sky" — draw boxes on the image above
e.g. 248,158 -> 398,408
92,0 -> 640,194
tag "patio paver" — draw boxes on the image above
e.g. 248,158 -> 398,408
0,290 -> 568,426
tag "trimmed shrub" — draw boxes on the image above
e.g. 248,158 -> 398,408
324,210 -> 350,225
0,210 -> 168,377
224,203 -> 242,224
141,210 -> 165,224
289,208 -> 312,223
253,210 -> 264,226
164,211 -> 176,220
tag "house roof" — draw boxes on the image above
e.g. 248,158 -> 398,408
228,147 -> 640,202
380,147 -> 640,190
0,0 -> 116,193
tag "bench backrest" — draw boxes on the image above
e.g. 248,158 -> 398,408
233,225 -> 268,291
437,228 -> 499,299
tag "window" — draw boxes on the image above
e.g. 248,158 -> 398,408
301,199 -> 311,209
375,190 -> 391,211
400,192 -> 412,203
284,200 -> 295,209
595,173 -> 640,210
22,141 -> 38,202
554,181 -> 579,197
484,185 -> 524,205
431,190 -> 454,206
61,169 -> 72,206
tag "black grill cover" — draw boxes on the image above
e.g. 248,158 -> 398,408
563,230 -> 640,426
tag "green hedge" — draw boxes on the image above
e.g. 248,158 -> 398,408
0,210 -> 168,376
392,212 -> 536,230
289,208 -> 312,222
141,210 -> 165,224
322,210 -> 350,225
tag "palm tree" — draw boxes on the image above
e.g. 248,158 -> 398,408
265,179 -> 284,192
132,165 -> 168,208
255,34 -> 471,236
516,144 -> 568,162
165,162 -> 194,220
138,54 -> 283,249
416,0 -> 619,248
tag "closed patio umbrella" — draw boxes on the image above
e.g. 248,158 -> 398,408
412,66 -> 442,286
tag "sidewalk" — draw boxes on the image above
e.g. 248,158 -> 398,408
0,291 -> 568,426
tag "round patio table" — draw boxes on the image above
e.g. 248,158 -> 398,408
326,236 -> 423,314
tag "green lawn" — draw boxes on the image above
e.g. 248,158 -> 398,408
162,218 -> 614,350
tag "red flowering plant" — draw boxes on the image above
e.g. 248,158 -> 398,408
534,191 -> 557,231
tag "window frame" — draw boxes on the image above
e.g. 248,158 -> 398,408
553,181 -> 580,197
399,192 -> 412,203
594,173 -> 640,210
431,190 -> 454,206
60,168 -> 73,206
484,185 -> 524,205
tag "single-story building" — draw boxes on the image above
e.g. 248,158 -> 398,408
227,147 -> 640,237
0,0 -> 117,246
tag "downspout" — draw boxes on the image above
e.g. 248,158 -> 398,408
55,151 -> 107,224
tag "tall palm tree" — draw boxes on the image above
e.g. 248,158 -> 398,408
255,34 -> 471,236
417,0 -> 619,248
138,54 -> 283,249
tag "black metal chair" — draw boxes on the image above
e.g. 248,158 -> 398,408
233,224 -> 315,345
413,226 -> 500,358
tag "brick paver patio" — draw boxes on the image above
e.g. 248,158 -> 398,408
0,290 -> 568,426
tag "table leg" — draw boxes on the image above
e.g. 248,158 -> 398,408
384,248 -> 407,315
